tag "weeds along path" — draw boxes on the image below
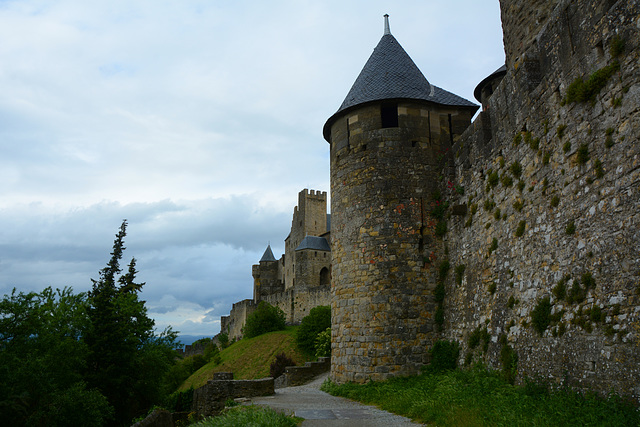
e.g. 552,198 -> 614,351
246,372 -> 420,426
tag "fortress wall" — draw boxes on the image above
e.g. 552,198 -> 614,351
220,299 -> 257,341
292,287 -> 331,323
445,0 -> 640,400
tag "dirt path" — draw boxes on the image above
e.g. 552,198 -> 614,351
246,372 -> 421,426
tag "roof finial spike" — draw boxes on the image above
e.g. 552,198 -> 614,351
383,14 -> 390,35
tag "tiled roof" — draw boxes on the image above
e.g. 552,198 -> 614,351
259,245 -> 277,262
295,236 -> 331,252
323,32 -> 477,141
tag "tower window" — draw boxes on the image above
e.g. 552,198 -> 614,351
381,103 -> 398,128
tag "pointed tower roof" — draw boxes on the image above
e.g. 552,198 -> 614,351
323,15 -> 477,141
259,245 -> 277,262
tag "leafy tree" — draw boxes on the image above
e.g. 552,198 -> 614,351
84,220 -> 178,425
0,287 -> 113,426
242,301 -> 286,339
315,327 -> 331,358
296,305 -> 331,356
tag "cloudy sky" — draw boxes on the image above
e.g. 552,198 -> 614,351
0,0 -> 504,340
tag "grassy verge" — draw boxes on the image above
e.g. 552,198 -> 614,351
321,367 -> 639,426
191,405 -> 301,427
179,327 -> 310,391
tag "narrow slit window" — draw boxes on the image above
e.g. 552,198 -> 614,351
381,103 -> 398,128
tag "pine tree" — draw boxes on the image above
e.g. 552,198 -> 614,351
84,220 -> 170,425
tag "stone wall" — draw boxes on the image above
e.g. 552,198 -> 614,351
443,0 -> 640,400
192,373 -> 274,418
280,357 -> 330,387
219,299 -> 256,340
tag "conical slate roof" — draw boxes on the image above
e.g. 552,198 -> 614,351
259,245 -> 277,262
323,16 -> 477,141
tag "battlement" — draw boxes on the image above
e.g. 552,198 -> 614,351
299,188 -> 327,201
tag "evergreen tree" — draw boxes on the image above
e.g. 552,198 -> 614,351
84,220 -> 177,425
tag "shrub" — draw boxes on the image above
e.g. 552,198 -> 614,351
594,159 -> 604,178
315,327 -> 331,358
429,340 -> 460,372
509,161 -> 522,179
515,220 -> 526,237
531,296 -> 552,336
296,305 -> 331,355
563,61 -> 620,104
567,282 -> 586,304
513,199 -> 524,212
557,124 -> 567,139
565,220 -> 576,235
435,306 -> 445,329
550,195 -> 560,208
553,275 -> 569,300
487,170 -> 499,188
513,133 -> 522,146
243,301 -> 286,339
610,35 -> 625,58
563,141 -> 571,153
500,343 -> 518,384
488,282 -> 497,294
468,327 -> 490,352
489,238 -> 498,254
438,260 -> 451,281
581,271 -> 596,289
217,332 -> 230,349
576,144 -> 590,165
269,353 -> 296,379
434,282 -> 445,303
435,220 -> 447,236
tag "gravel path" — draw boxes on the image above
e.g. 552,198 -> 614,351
246,372 -> 421,426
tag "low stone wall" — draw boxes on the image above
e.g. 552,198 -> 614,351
281,357 -> 330,387
191,373 -> 274,418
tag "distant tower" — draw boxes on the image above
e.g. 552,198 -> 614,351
323,15 -> 478,383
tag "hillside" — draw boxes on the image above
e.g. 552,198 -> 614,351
179,327 -> 311,391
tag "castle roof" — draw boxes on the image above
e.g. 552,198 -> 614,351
259,245 -> 277,262
295,235 -> 330,252
323,15 -> 477,141
474,64 -> 507,103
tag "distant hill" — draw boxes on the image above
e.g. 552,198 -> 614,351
178,326 -> 311,391
177,335 -> 213,347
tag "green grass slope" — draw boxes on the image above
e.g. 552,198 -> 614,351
179,327 -> 310,391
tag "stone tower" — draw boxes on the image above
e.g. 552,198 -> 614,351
323,16 -> 477,383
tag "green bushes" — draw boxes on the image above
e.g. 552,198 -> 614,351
429,340 -> 460,372
243,301 -> 286,339
295,305 -> 331,355
562,61 -> 620,105
314,327 -> 331,357
269,352 -> 296,379
192,405 -> 299,427
531,296 -> 552,336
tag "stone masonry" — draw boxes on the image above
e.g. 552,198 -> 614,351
444,0 -> 640,400
322,0 -> 640,402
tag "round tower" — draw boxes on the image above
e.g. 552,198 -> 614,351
323,15 -> 478,383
